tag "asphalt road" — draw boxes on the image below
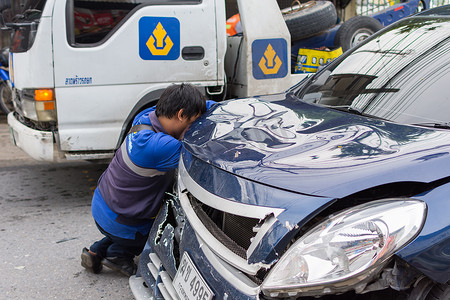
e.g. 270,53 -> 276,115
0,112 -> 135,299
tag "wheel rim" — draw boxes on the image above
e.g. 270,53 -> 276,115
350,29 -> 374,48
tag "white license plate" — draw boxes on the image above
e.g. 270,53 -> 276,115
173,252 -> 214,300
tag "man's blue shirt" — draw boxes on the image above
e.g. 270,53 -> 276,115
92,101 -> 215,239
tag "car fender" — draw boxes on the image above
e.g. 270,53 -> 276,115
397,181 -> 450,284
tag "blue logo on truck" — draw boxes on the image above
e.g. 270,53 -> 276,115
252,38 -> 288,80
139,17 -> 180,60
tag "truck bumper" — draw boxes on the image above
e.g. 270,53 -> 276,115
7,112 -> 55,161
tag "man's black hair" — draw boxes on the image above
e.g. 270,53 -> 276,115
155,83 -> 206,119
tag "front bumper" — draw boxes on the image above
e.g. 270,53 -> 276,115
7,112 -> 55,161
130,275 -> 153,300
130,198 -> 260,300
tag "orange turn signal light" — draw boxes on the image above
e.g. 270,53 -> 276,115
35,89 -> 54,101
43,102 -> 55,110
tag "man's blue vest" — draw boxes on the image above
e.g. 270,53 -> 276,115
92,107 -> 180,239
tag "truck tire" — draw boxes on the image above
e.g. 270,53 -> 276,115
282,1 -> 337,41
334,15 -> 383,52
0,81 -> 13,114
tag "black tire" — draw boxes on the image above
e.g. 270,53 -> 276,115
408,278 -> 450,300
0,81 -> 13,114
426,282 -> 450,300
334,15 -> 383,52
282,1 -> 337,41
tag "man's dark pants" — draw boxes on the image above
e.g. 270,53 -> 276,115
90,221 -> 152,261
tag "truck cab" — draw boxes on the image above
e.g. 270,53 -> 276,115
5,0 -> 305,161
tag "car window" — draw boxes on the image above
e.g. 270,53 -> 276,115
298,17 -> 450,125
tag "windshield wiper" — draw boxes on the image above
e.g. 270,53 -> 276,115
412,122 -> 450,129
327,105 -> 363,115
324,105 -> 389,121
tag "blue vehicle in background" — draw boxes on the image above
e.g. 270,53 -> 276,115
131,5 -> 450,300
230,0 -> 445,73
291,0 -> 435,52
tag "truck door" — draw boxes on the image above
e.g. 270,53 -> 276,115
52,0 -> 224,153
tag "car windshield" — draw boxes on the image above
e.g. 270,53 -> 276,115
296,16 -> 450,126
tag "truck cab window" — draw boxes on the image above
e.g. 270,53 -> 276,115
71,1 -> 138,45
69,0 -> 202,46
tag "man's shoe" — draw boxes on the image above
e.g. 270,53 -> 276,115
101,257 -> 137,277
81,247 -> 102,274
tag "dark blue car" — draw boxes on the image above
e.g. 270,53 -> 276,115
130,6 -> 450,300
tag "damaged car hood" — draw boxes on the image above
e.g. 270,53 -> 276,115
184,93 -> 450,199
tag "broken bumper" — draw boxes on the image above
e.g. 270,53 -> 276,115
130,198 -> 260,300
7,112 -> 54,161
129,275 -> 153,300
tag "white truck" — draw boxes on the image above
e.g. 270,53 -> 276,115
5,0 -> 321,162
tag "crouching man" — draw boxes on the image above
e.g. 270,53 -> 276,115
81,84 -> 215,276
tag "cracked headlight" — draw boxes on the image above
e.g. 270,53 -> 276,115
261,199 -> 426,298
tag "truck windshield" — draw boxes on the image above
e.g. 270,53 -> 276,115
297,17 -> 450,126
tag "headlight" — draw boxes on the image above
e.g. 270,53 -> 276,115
15,88 -> 57,122
261,199 -> 426,298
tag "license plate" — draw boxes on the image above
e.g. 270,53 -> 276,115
173,252 -> 214,300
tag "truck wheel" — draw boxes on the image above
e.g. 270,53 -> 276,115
282,0 -> 337,41
0,81 -> 13,114
334,16 -> 383,52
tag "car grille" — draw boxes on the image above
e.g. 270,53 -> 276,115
188,192 -> 260,260
146,251 -> 179,300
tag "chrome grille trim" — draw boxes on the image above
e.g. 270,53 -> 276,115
148,252 -> 161,279
247,214 -> 277,258
147,262 -> 158,280
179,189 -> 262,274
157,282 -> 173,300
178,158 -> 280,274
147,252 -> 177,299
197,235 -> 260,296
150,252 -> 162,268
188,193 -> 254,259
179,158 -> 284,219
160,271 -> 177,300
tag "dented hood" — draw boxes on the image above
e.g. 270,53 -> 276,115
183,93 -> 450,199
